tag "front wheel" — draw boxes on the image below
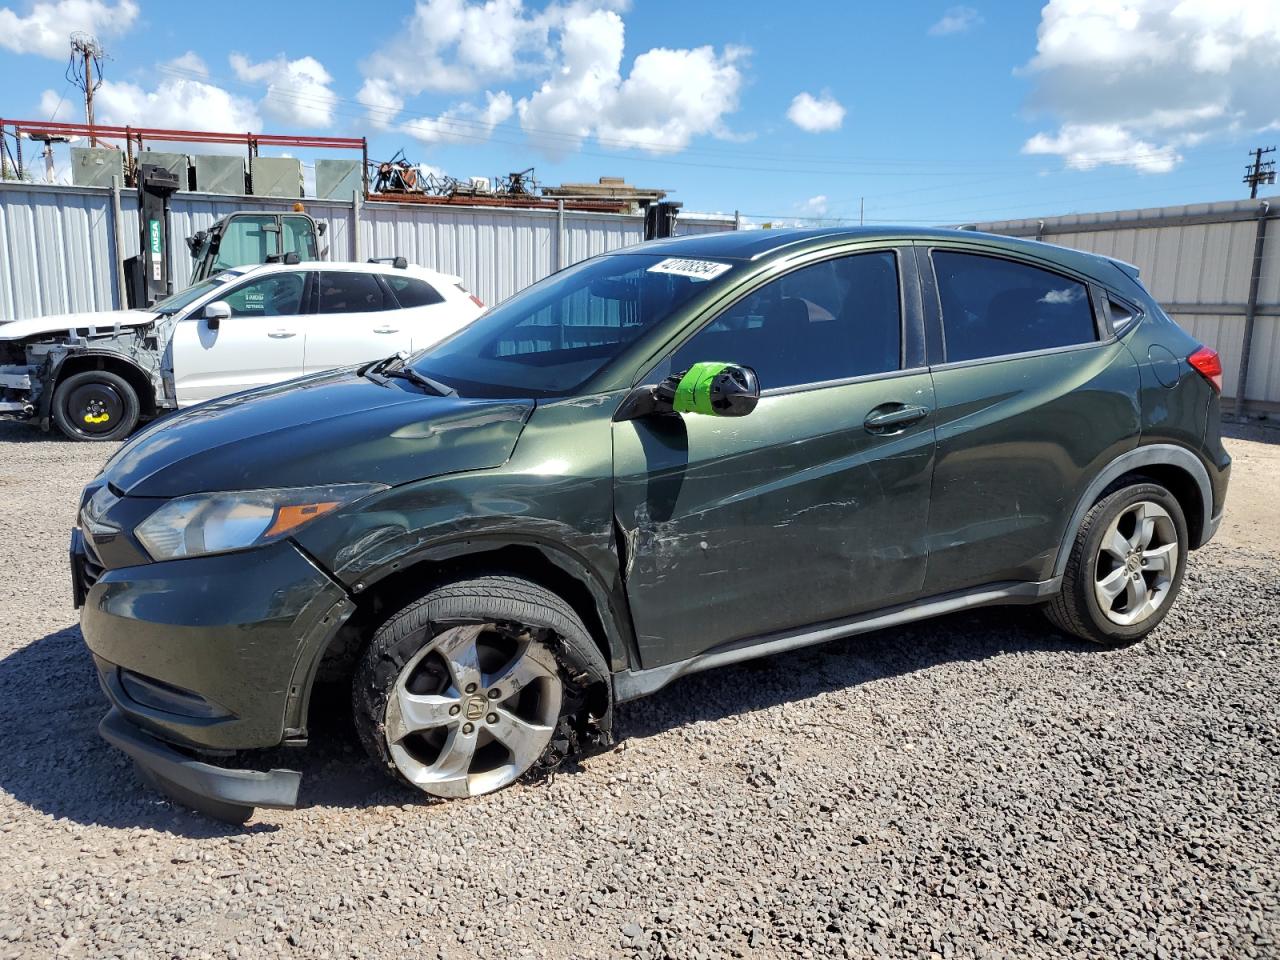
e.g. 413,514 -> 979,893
1046,481 -> 1188,644
352,576 -> 609,799
51,370 -> 140,441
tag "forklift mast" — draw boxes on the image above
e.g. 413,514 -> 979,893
129,163 -> 181,308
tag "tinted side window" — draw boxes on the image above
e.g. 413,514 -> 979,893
222,272 -> 306,318
669,251 -> 901,390
933,251 -> 1096,363
386,275 -> 445,308
318,272 -> 390,314
1108,296 -> 1139,333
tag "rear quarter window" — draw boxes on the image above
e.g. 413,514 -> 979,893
386,275 -> 445,308
933,251 -> 1097,363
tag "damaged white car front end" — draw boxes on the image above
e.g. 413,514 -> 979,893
0,310 -> 175,431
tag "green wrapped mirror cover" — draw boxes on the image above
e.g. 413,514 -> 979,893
672,362 -> 732,416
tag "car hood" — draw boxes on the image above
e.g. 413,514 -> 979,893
0,310 -> 159,340
102,367 -> 535,498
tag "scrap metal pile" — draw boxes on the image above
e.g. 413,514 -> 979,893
367,153 -> 621,211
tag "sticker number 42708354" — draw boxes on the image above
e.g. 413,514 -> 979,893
646,257 -> 732,281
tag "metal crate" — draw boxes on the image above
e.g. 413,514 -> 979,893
135,151 -> 189,186
315,159 -> 362,200
192,155 -> 246,195
250,157 -> 303,198
70,148 -> 124,188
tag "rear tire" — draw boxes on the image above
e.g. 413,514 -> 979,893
1045,481 -> 1188,645
52,370 -> 140,441
352,576 -> 609,799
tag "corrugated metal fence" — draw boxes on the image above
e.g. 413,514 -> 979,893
0,181 -> 733,322
973,197 -> 1280,410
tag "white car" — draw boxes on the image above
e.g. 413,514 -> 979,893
0,260 -> 485,440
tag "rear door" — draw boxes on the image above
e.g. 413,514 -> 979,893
918,244 -> 1141,593
382,273 -> 477,351
169,270 -> 309,404
303,269 -> 410,372
613,246 -> 937,668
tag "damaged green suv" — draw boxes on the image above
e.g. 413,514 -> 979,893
73,227 -> 1230,822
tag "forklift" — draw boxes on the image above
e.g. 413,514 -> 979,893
127,163 -> 329,307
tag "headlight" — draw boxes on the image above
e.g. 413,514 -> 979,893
135,483 -> 386,561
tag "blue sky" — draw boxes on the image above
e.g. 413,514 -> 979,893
2,0 -> 1277,224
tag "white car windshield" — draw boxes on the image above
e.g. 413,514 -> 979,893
153,270 -> 244,315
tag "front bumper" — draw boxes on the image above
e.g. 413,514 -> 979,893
74,532 -> 357,816
99,707 -> 301,818
0,365 -> 37,420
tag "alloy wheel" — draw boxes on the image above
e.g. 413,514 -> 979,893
384,623 -> 562,798
1093,500 -> 1179,627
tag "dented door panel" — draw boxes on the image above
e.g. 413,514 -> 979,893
613,373 -> 936,669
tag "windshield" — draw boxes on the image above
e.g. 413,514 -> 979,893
410,253 -> 740,398
153,270 -> 243,314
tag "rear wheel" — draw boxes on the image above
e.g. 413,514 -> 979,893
353,576 -> 609,799
1046,481 -> 1188,644
51,370 -> 140,441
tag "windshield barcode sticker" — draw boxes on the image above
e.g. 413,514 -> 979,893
647,258 -> 732,281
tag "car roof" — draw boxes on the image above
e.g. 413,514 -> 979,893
235,261 -> 460,283
616,226 -> 1129,284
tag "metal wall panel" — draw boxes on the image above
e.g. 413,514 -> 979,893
0,182 -> 735,324
974,197 -> 1280,407
0,183 -> 118,319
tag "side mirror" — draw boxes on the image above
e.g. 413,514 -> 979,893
203,300 -> 231,330
658,362 -> 759,417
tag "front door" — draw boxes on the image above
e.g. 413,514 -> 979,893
613,248 -> 937,668
170,270 -> 309,405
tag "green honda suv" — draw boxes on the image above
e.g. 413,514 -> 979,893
72,227 -> 1230,821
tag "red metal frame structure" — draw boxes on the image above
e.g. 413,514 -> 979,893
0,118 -> 367,194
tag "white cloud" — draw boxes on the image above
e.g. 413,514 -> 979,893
403,90 -> 515,144
518,8 -> 747,156
230,53 -> 339,129
167,51 -> 210,80
357,0 -> 590,124
786,91 -> 845,133
597,43 -> 748,154
94,55 -> 263,143
930,6 -> 981,36
0,0 -> 137,59
1022,0 -> 1280,172
800,194 -> 828,216
1022,123 -> 1181,173
361,1 -> 744,154
356,78 -> 405,131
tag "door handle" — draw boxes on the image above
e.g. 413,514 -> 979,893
373,326 -> 399,334
864,403 -> 930,434
268,329 -> 297,339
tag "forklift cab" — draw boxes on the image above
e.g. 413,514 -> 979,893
187,212 -> 326,284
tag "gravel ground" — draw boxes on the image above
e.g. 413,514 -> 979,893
0,419 -> 1277,960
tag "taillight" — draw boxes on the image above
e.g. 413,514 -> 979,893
456,282 -> 484,309
1188,346 -> 1222,393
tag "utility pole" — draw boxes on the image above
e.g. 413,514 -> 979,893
68,33 -> 105,147
1243,146 -> 1276,199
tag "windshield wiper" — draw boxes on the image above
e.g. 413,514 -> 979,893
359,353 -> 457,397
383,366 -> 457,397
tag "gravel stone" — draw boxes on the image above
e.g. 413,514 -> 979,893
0,421 -> 1277,959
